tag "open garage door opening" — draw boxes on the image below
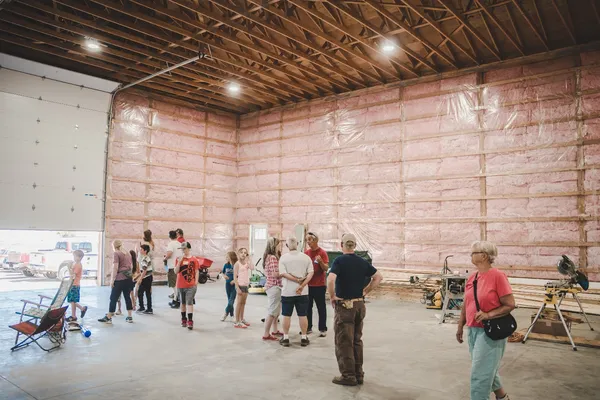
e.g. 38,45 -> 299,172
0,230 -> 101,292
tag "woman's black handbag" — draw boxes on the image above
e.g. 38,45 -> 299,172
473,273 -> 517,340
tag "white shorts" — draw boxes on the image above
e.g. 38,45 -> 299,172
266,286 -> 281,317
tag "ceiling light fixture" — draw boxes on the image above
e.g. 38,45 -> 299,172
84,38 -> 101,52
228,82 -> 240,94
381,41 -> 396,54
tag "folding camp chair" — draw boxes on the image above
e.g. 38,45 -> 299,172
17,276 -> 74,322
9,306 -> 68,352
11,277 -> 73,350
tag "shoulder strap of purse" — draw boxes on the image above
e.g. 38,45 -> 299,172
473,272 -> 481,312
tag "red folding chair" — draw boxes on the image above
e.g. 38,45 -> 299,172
9,306 -> 68,352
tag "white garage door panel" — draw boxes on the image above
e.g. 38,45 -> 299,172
0,184 -> 103,230
0,69 -> 110,112
0,64 -> 112,231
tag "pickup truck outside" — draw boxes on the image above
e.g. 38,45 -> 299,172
25,239 -> 99,280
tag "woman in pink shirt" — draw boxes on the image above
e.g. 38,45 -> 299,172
262,237 -> 283,340
457,241 -> 515,400
233,247 -> 254,328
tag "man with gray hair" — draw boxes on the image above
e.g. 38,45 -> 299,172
278,236 -> 314,347
327,233 -> 383,386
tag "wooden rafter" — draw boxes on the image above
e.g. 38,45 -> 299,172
64,0 -> 318,99
167,0 -> 367,89
326,0 -> 439,73
136,0 -> 354,92
592,0 -> 600,26
362,0 -> 458,68
531,0 -> 549,42
474,0 -> 524,56
550,0 -> 577,45
510,0 -> 549,51
25,0 -> 297,103
400,0 -> 479,65
288,0 -> 420,78
205,0 -> 385,84
439,0 -> 501,61
1,11 -> 258,111
246,0 -> 397,81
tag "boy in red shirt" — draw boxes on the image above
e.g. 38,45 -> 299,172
305,232 -> 329,336
175,242 -> 200,330
66,250 -> 88,322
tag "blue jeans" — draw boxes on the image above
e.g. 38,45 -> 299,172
468,327 -> 506,400
225,283 -> 236,316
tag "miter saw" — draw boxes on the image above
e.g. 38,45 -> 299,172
522,255 -> 594,351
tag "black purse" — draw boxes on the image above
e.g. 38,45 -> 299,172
473,273 -> 517,340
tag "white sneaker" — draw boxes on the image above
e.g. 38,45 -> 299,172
319,331 -> 327,337
220,313 -> 228,322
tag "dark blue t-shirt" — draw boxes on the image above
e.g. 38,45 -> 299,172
330,254 -> 377,299
222,263 -> 234,284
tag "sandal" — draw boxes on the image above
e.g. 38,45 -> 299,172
262,335 -> 278,341
271,331 -> 283,336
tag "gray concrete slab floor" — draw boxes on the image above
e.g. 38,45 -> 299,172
1,282 -> 599,400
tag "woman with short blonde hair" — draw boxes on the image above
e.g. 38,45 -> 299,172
98,240 -> 134,324
457,241 -> 515,400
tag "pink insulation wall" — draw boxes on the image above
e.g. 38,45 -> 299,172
237,51 -> 600,281
106,92 -> 237,281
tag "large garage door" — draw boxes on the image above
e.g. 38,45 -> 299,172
0,55 -> 117,231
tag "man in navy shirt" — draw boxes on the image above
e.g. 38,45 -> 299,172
327,233 -> 383,386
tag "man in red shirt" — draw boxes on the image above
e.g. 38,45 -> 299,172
304,232 -> 329,337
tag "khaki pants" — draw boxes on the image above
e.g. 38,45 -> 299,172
334,300 -> 366,380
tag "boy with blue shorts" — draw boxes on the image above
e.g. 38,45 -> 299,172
66,250 -> 88,322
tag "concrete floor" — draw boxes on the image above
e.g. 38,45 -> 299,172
1,282 -> 599,400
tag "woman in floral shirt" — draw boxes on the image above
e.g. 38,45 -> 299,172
262,237 -> 283,341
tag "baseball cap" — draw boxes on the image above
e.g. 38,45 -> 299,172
180,241 -> 191,250
341,233 -> 356,245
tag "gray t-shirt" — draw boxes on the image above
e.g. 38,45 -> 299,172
279,250 -> 312,297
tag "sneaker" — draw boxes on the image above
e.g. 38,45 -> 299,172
279,338 -> 290,347
300,330 -> 313,335
181,319 -> 188,327
220,313 -> 228,322
234,322 -> 247,329
169,301 -> 180,309
241,319 -> 251,326
66,316 -> 77,323
301,337 -> 310,347
168,294 -> 174,299
187,320 -> 194,330
98,315 -> 112,324
137,307 -> 145,312
143,309 -> 153,315
80,306 -> 88,319
332,376 -> 358,386
319,331 -> 327,337
115,311 -> 122,316
125,317 -> 133,323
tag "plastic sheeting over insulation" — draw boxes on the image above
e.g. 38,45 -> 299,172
106,92 -> 237,276
237,51 -> 600,281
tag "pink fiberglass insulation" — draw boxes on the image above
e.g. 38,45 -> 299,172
106,92 -> 237,280
236,51 -> 599,280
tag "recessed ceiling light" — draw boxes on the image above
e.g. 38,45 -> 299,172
381,41 -> 396,54
228,83 -> 240,94
84,38 -> 101,52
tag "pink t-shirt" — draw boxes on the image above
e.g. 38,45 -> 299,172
236,261 -> 253,286
464,268 -> 512,328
